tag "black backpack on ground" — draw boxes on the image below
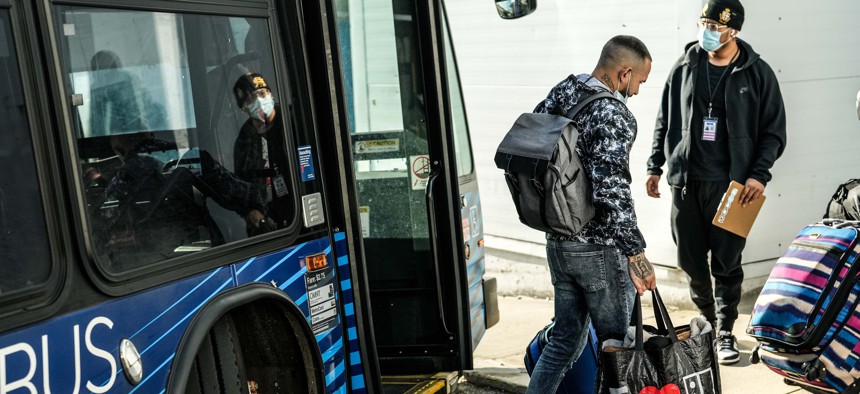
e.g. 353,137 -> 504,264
824,178 -> 860,221
494,92 -> 618,236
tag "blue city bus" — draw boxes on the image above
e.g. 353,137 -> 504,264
0,0 -> 534,392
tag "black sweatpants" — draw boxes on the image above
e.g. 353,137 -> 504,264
671,180 -> 746,333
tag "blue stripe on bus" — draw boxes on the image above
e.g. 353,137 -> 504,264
129,353 -> 175,393
325,360 -> 345,386
331,384 -> 347,394
141,278 -> 232,355
316,327 -> 337,342
352,375 -> 366,390
277,266 -> 308,291
129,267 -> 224,340
235,256 -> 256,274
332,231 -> 367,394
295,294 -> 308,306
322,338 -> 344,363
253,243 -> 308,281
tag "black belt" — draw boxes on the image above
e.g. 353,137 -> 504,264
546,233 -> 577,242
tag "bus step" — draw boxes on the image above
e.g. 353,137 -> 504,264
382,372 -> 457,394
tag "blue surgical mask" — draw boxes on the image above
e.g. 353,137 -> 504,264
698,28 -> 728,52
615,70 -> 632,104
246,96 -> 275,122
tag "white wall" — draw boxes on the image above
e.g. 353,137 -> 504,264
445,0 -> 860,269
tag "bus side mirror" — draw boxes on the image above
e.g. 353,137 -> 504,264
495,0 -> 537,19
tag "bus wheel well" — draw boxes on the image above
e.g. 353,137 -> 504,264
168,284 -> 325,393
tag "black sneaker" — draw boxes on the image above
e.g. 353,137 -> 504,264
717,330 -> 740,365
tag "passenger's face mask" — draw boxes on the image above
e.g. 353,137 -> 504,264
615,69 -> 632,104
698,28 -> 729,52
244,93 -> 275,123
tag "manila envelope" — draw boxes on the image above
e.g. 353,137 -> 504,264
712,180 -> 766,238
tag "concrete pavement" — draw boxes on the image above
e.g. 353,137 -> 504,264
458,252 -> 808,394
463,296 -> 805,394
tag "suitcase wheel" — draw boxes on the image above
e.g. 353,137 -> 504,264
802,359 -> 825,382
749,345 -> 760,365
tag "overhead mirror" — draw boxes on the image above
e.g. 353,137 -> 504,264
495,0 -> 537,19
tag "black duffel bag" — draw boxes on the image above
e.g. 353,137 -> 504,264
598,289 -> 721,394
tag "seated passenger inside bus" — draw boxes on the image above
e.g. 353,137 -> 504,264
232,72 -> 294,233
84,132 -> 266,270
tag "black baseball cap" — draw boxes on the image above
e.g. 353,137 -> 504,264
701,0 -> 745,30
233,72 -> 269,107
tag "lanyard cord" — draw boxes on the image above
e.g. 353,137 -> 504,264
705,48 -> 740,117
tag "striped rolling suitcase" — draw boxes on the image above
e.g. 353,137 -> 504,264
524,320 -> 599,394
748,220 -> 860,392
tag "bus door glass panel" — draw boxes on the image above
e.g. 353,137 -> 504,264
55,6 -> 294,275
442,20 -> 473,178
335,0 -> 443,349
0,9 -> 51,295
441,12 -> 487,350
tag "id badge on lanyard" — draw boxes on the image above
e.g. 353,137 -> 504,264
273,175 -> 289,197
702,116 -> 718,142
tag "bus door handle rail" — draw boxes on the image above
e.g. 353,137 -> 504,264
425,169 -> 454,337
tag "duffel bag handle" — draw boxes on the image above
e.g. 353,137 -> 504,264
651,288 -> 679,343
633,288 -> 679,351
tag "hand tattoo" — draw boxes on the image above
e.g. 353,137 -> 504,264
601,74 -> 616,91
630,254 -> 653,279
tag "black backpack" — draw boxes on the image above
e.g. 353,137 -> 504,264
494,92 -> 618,236
824,178 -> 860,221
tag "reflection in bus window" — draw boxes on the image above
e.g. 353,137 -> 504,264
58,7 -> 293,274
88,50 -> 167,136
0,10 -> 52,294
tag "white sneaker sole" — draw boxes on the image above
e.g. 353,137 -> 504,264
718,355 -> 740,365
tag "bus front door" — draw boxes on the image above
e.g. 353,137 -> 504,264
334,0 -> 480,382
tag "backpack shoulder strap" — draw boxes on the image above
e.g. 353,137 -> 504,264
563,91 -> 619,120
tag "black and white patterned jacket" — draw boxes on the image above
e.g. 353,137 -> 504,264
534,74 -> 646,257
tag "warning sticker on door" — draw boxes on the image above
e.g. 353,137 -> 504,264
410,155 -> 431,190
359,206 -> 370,238
355,139 -> 400,154
305,267 -> 338,335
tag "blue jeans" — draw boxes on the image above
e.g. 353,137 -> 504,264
526,240 -> 636,394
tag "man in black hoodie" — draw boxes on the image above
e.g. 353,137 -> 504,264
233,72 -> 293,233
646,0 -> 786,365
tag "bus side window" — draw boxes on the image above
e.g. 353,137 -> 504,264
0,10 -> 52,295
58,7 -> 295,275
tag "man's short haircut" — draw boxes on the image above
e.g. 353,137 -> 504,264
597,35 -> 652,70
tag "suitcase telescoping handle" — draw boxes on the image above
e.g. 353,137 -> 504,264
821,218 -> 860,228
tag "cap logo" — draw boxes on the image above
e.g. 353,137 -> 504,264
701,3 -> 710,17
720,8 -> 732,24
252,76 -> 267,89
